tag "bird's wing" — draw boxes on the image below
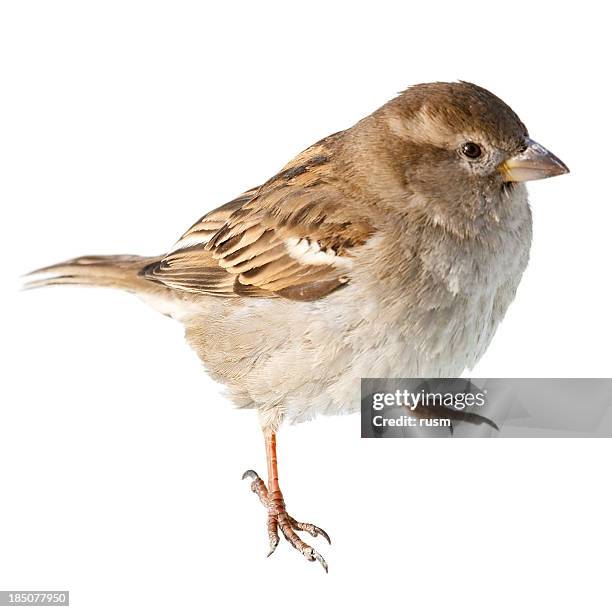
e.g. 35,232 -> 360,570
142,145 -> 376,301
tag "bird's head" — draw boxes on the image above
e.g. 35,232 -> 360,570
360,81 -> 569,232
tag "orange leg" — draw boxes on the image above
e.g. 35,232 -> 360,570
243,430 -> 330,572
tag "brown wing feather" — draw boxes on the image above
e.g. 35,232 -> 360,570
142,134 -> 376,300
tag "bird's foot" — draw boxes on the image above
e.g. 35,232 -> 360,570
242,469 -> 331,572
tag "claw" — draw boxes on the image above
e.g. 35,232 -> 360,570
314,526 -> 332,545
267,538 -> 279,558
242,468 -> 330,571
311,549 -> 328,573
266,515 -> 279,557
291,519 -> 332,545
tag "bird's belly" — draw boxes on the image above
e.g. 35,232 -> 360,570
184,264 -> 520,428
281,283 -> 502,424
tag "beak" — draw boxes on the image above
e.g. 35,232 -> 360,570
499,138 -> 569,182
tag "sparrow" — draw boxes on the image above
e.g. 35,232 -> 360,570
24,81 -> 569,571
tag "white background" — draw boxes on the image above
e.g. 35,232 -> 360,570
1,1 -> 611,610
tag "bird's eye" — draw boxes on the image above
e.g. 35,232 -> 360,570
461,142 -> 482,159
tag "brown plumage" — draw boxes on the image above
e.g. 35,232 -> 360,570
141,133 -> 376,300
24,81 -> 569,571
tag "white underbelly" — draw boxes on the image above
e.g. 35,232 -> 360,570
281,284 -> 502,424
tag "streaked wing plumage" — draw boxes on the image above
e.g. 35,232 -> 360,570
142,135 -> 376,300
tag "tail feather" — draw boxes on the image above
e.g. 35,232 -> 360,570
23,255 -> 162,293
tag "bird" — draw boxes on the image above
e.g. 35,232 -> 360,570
24,81 -> 569,572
